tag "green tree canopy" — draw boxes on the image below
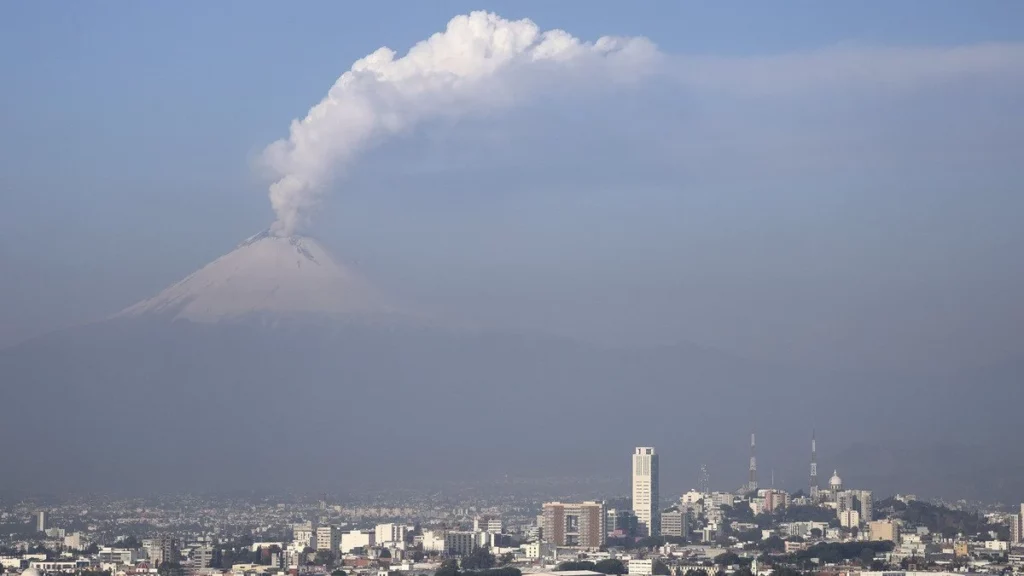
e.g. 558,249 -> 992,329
461,547 -> 496,571
714,553 -> 740,566
594,559 -> 627,575
557,561 -> 596,572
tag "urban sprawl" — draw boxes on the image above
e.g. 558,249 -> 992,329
3,442 -> 1023,576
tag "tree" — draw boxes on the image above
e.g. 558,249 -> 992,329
157,563 -> 184,576
436,559 -> 458,576
115,536 -> 142,549
714,553 -> 740,566
462,547 -> 496,571
594,559 -> 626,575
760,536 -> 784,553
736,529 -> 762,543
684,570 -> 708,576
498,553 -> 515,567
859,548 -> 875,566
331,570 -> 347,576
314,550 -> 336,566
809,528 -> 822,539
652,560 -> 671,576
557,562 -> 596,572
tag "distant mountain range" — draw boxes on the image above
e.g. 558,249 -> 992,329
1,231 -> 1020,500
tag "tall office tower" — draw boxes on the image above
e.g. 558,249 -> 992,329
36,511 -> 47,532
1011,504 -> 1024,545
316,525 -> 340,551
810,430 -> 819,501
632,447 -> 660,536
152,535 -> 180,566
541,501 -> 606,548
748,433 -> 758,492
699,464 -> 711,495
857,490 -> 874,524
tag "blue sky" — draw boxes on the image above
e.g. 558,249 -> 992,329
1,1 -> 1022,370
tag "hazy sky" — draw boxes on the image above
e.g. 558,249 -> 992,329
1,1 -> 1023,373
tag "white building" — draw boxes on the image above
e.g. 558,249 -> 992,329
340,530 -> 375,553
444,531 -> 477,556
521,542 -> 553,559
37,511 -> 47,533
63,533 -> 85,551
681,491 -> 704,505
374,524 -> 409,545
628,559 -> 653,575
292,522 -> 316,549
474,516 -> 504,534
632,447 -> 660,536
839,509 -> 861,528
0,558 -> 25,570
420,530 -> 446,553
97,548 -> 138,565
316,526 -> 339,552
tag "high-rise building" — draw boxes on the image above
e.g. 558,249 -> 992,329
36,511 -> 47,533
316,525 -> 340,552
541,501 -> 606,548
857,490 -> 873,524
748,434 -> 758,492
146,535 -> 180,566
839,509 -> 860,528
660,508 -> 688,538
809,430 -> 819,501
606,509 -> 637,536
443,531 -> 476,556
1011,504 -> 1024,545
374,523 -> 410,544
632,447 -> 660,536
761,489 -> 790,514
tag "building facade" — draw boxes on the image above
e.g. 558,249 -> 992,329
868,520 -> 900,544
316,526 -> 340,552
541,501 -> 606,548
660,508 -> 688,538
339,530 -> 374,553
632,447 -> 660,536
374,523 -> 409,545
444,531 -> 476,556
1011,504 -> 1024,545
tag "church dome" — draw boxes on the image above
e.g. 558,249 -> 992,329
829,470 -> 843,487
22,568 -> 43,576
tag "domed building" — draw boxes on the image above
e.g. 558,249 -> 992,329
829,470 -> 843,499
21,568 -> 43,576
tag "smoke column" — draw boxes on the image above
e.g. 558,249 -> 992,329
262,11 -> 657,236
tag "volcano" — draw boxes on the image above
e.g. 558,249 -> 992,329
117,231 -> 389,322
0,233 -> 1019,498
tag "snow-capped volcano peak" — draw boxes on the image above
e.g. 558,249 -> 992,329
117,231 -> 389,322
